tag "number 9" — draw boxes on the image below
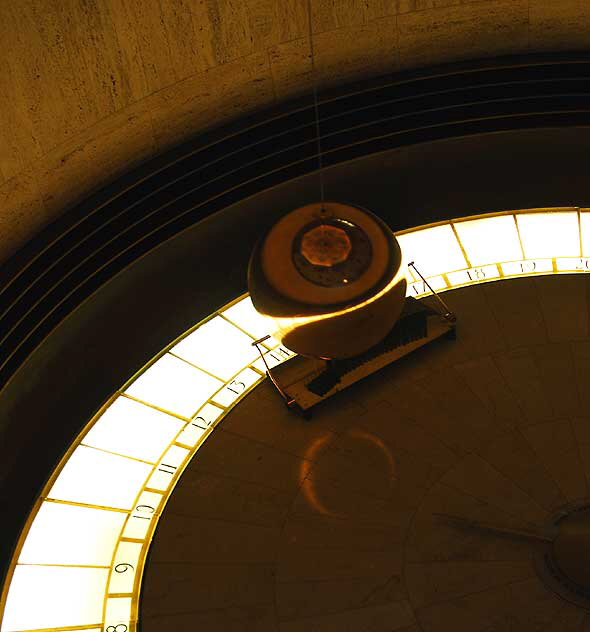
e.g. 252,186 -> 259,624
114,563 -> 134,573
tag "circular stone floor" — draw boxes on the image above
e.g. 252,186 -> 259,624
142,274 -> 590,632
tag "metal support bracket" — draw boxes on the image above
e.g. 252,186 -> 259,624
251,335 -> 296,407
408,261 -> 457,323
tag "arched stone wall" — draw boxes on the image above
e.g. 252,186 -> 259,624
2,0 -> 590,262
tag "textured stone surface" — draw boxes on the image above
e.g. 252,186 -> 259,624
143,275 -> 590,631
2,0 -> 590,263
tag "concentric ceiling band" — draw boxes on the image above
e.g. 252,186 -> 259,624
2,55 -> 590,391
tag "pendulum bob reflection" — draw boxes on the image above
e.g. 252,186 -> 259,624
299,430 -> 397,518
248,202 -> 407,359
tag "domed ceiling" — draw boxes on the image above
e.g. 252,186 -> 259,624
2,0 -> 590,263
3,3 -> 590,632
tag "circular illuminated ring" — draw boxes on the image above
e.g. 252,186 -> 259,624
3,206 -> 590,632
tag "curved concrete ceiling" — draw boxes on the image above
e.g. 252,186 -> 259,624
1,0 -> 590,264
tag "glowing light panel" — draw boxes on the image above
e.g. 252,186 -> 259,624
580,212 -> 590,256
453,215 -> 522,265
517,211 -> 579,259
125,353 -> 222,418
2,566 -> 107,630
171,316 -> 259,380
397,224 -> 466,278
83,396 -> 185,463
19,502 -> 126,566
47,445 -> 152,509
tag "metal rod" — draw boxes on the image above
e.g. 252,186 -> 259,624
408,261 -> 456,322
251,337 -> 295,404
434,513 -> 553,543
306,0 -> 325,205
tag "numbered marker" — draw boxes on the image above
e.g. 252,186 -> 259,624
212,368 -> 262,407
177,403 -> 224,447
447,265 -> 499,287
253,346 -> 294,373
105,597 -> 132,632
407,275 -> 446,297
122,490 -> 163,539
501,259 -> 552,276
146,446 -> 189,491
109,541 -> 142,593
556,257 -> 590,272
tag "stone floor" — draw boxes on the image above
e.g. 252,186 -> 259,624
142,273 -> 590,631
